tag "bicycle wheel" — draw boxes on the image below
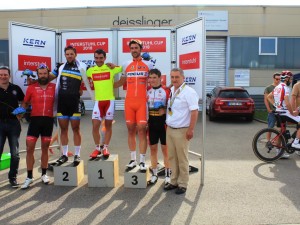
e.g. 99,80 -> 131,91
252,128 -> 286,162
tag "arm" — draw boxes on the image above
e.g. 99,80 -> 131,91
114,75 -> 126,88
186,110 -> 198,141
267,92 -> 275,107
284,95 -> 295,115
264,92 -> 272,113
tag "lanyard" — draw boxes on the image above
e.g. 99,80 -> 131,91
169,83 -> 186,110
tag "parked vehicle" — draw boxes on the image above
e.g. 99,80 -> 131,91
206,86 -> 255,121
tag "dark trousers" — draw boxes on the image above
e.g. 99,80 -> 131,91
0,119 -> 21,179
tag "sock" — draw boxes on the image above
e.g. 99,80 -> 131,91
42,168 -> 47,176
74,146 -> 81,156
27,170 -> 33,179
140,154 -> 146,163
152,168 -> 158,176
95,144 -> 100,151
62,145 -> 68,156
165,168 -> 171,177
294,138 -> 299,144
130,151 -> 136,161
104,144 -> 108,149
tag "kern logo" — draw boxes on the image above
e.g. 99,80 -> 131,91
182,34 -> 196,45
23,38 -> 46,48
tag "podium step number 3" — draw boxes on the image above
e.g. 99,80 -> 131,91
124,166 -> 150,188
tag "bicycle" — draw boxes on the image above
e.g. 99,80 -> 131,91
252,111 -> 300,162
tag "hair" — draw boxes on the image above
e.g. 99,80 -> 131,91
149,68 -> 161,77
94,49 -> 106,58
64,45 -> 77,54
0,66 -> 10,75
129,39 -> 143,49
171,68 -> 184,77
273,72 -> 281,79
36,67 -> 50,74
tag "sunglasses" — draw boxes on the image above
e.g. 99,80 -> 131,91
37,63 -> 49,69
274,78 -> 281,81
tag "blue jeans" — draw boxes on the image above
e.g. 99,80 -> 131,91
0,119 -> 21,179
267,112 -> 276,128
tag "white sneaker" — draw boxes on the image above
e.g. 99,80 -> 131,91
126,160 -> 137,169
139,162 -> 147,172
276,149 -> 290,159
292,142 -> 300,149
149,175 -> 158,184
41,174 -> 50,184
164,176 -> 171,185
21,178 -> 34,189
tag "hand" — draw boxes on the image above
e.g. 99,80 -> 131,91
12,107 -> 26,115
158,108 -> 166,115
186,128 -> 194,141
106,63 -> 116,69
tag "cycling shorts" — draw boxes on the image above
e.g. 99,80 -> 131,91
125,97 -> 148,125
92,100 -> 114,121
27,116 -> 54,139
148,115 -> 166,145
57,95 -> 81,120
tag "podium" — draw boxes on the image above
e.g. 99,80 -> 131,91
53,161 -> 84,186
124,166 -> 150,188
87,154 -> 119,187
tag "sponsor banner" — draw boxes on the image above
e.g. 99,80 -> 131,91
122,37 -> 166,52
66,38 -> 109,54
9,23 -> 56,93
118,30 -> 172,98
176,19 -> 204,98
18,54 -> 52,71
179,52 -> 200,70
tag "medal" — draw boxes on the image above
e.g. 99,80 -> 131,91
168,107 -> 173,116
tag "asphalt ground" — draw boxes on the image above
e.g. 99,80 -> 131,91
1,111 -> 300,225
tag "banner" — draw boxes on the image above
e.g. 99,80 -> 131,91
117,30 -> 172,98
9,22 -> 56,93
176,19 -> 204,98
61,31 -> 114,99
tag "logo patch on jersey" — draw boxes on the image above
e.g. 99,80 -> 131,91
130,66 -> 135,70
92,72 -> 110,81
12,90 -> 17,96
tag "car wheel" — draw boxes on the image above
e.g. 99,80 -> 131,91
208,108 -> 216,121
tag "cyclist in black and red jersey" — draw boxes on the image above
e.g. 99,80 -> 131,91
13,64 -> 56,189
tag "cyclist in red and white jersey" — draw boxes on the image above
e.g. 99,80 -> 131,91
19,64 -> 56,189
122,39 -> 154,172
268,70 -> 300,149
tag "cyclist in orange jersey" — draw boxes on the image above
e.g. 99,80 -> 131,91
122,39 -> 154,172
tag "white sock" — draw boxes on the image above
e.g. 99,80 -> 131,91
165,168 -> 171,177
140,154 -> 146,163
95,144 -> 100,151
294,138 -> 299,144
62,145 -> 68,156
152,168 -> 158,176
130,151 -> 136,161
74,146 -> 81,156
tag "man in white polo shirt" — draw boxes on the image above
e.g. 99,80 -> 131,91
164,68 -> 199,195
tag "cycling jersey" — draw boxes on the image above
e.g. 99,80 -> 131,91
87,64 -> 122,101
52,61 -> 82,98
24,82 -> 55,117
147,85 -> 170,116
122,57 -> 154,99
273,83 -> 290,110
147,85 -> 170,145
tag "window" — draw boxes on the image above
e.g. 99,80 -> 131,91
230,37 -> 300,69
0,40 -> 9,67
259,37 -> 277,55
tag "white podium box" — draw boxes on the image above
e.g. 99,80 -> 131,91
87,154 -> 119,187
124,166 -> 150,188
53,161 -> 84,186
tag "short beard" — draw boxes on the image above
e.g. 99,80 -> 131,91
38,78 -> 49,85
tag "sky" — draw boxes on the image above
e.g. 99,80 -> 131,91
1,0 -> 300,10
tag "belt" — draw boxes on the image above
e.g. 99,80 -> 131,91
149,111 -> 161,116
168,126 -> 188,129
